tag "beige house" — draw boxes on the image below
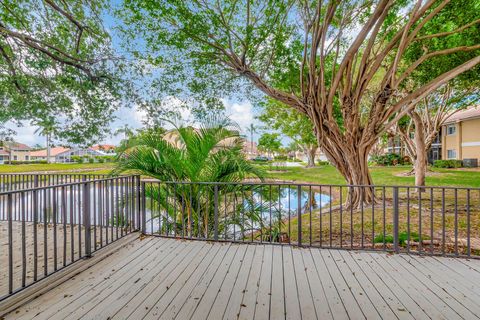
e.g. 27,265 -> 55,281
442,107 -> 480,166
0,141 -> 32,163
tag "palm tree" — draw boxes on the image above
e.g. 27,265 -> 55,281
113,117 -> 266,238
34,121 -> 55,164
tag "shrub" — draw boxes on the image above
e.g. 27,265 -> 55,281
71,155 -> 82,163
88,157 -> 95,163
274,155 -> 288,161
374,232 -> 429,246
316,160 -> 329,166
433,159 -> 463,168
371,153 -> 407,166
6,160 -> 48,165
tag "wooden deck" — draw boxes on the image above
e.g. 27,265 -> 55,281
4,236 -> 480,320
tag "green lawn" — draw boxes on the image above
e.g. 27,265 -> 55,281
264,164 -> 480,188
0,162 -> 115,173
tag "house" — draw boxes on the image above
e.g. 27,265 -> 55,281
0,141 -> 32,163
442,106 -> 480,167
91,144 -> 117,155
242,140 -> 258,158
31,146 -> 107,163
30,147 -> 71,163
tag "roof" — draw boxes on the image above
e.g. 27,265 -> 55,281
445,106 -> 480,124
0,150 -> 10,156
91,144 -> 116,151
30,147 -> 70,157
2,141 -> 31,150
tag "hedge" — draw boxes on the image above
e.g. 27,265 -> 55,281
433,160 -> 463,168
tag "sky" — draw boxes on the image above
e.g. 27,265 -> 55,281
5,2 -> 266,148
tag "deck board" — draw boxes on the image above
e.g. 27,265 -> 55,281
4,236 -> 480,320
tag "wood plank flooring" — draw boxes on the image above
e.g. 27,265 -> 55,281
5,236 -> 480,320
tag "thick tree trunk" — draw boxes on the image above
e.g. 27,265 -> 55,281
322,142 -> 376,208
411,112 -> 427,190
305,146 -> 316,168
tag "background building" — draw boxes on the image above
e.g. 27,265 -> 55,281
442,107 -> 480,167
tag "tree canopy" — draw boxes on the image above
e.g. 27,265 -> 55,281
0,0 -> 133,144
119,0 -> 480,206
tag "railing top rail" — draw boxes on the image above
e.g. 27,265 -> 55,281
0,175 -> 139,195
142,179 -> 480,191
0,173 -> 110,176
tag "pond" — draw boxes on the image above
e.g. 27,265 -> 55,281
144,186 -> 332,234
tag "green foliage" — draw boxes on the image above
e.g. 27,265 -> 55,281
316,160 -> 330,166
257,133 -> 282,155
7,160 -> 47,165
71,156 -> 83,163
433,160 -> 463,168
0,1 -> 135,144
258,99 -> 317,150
274,155 -> 288,161
374,232 -> 429,246
88,157 -> 95,164
113,116 -> 266,237
371,154 -> 409,166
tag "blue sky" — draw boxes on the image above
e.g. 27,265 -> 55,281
6,2 -> 275,148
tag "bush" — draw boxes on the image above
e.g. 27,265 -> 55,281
88,157 -> 95,163
7,160 -> 48,165
374,232 -> 428,246
71,155 -> 83,163
316,160 -> 329,166
433,159 -> 463,168
97,157 -> 105,163
371,153 -> 407,166
274,155 -> 288,161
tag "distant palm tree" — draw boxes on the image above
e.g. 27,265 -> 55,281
246,123 -> 256,156
34,121 -> 55,164
113,117 -> 265,237
114,124 -> 134,140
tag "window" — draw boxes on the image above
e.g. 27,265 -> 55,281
447,125 -> 456,135
25,156 -> 29,161
447,149 -> 457,159
13,155 -> 17,160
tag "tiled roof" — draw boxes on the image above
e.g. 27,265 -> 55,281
91,144 -> 116,151
0,150 -> 10,156
30,147 -> 70,157
445,106 -> 480,124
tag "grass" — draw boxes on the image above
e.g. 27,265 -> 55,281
0,162 -> 115,173
264,164 -> 480,188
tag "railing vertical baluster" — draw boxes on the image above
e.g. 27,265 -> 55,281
467,189 -> 471,257
7,193 -> 13,294
297,185 -> 302,247
33,179 -> 38,281
141,181 -> 146,234
418,188 -> 422,254
84,181 -> 92,258
442,188 -> 445,256
393,186 -> 399,254
136,175 -> 141,232
53,188 -> 58,271
62,186 -> 67,267
430,188 -> 434,255
214,184 -> 219,241
454,188 -> 458,256
21,191 -> 26,287
339,187 -> 343,248
319,186 -> 322,248
407,187 -> 410,254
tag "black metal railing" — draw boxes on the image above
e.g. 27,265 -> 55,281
1,175 -> 479,301
0,175 -> 141,300
141,181 -> 480,259
0,173 -> 110,192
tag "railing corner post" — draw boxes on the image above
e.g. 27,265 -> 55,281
393,186 -> 400,254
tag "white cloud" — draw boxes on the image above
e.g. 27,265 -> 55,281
223,99 -> 257,135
